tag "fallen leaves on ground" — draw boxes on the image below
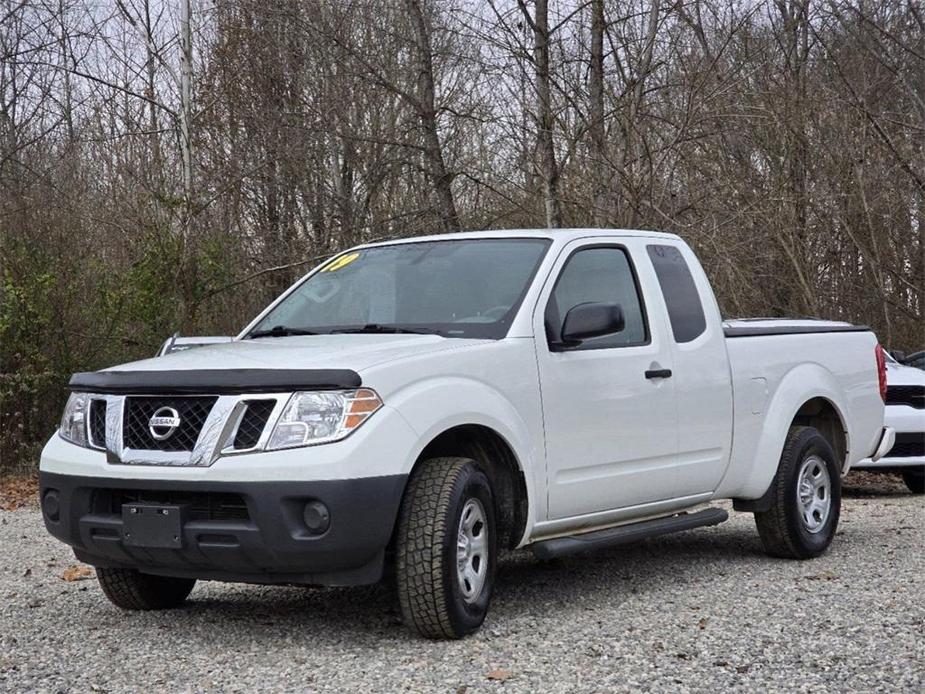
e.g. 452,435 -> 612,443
61,565 -> 94,582
0,475 -> 38,511
485,669 -> 512,682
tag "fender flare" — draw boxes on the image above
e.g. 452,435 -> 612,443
386,376 -> 544,544
730,363 -> 850,505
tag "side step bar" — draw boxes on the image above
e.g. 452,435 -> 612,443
530,508 -> 729,560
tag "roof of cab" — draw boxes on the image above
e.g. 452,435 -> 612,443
357,228 -> 681,249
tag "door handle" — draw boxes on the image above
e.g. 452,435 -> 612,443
645,368 -> 672,379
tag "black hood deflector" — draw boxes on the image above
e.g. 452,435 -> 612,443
69,369 -> 362,395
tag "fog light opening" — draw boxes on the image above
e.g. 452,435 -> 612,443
302,500 -> 330,535
42,489 -> 61,522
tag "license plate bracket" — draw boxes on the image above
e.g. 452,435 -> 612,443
122,503 -> 186,548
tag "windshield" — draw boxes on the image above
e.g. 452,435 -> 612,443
248,238 -> 551,339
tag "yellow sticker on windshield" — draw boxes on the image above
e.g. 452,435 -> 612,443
323,252 -> 360,272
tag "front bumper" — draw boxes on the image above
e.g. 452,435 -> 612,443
39,471 -> 407,586
853,453 -> 925,470
854,418 -> 923,470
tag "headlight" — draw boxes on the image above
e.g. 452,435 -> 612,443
266,388 -> 383,450
59,393 -> 90,447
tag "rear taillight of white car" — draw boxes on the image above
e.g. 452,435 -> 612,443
875,344 -> 887,402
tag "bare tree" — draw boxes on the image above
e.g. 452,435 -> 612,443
406,0 -> 460,232
178,0 -> 192,227
518,0 -> 562,228
588,0 -> 607,226
2,0 -> 923,470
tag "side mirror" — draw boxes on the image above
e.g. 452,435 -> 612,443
558,302 -> 625,348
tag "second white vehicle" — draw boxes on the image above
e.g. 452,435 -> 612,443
853,352 -> 925,493
40,229 -> 893,638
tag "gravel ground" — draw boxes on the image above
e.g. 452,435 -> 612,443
1,475 -> 922,693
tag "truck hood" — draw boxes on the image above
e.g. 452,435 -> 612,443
886,360 -> 925,387
104,334 -> 488,376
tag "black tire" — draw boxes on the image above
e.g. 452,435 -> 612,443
754,426 -> 841,559
97,568 -> 196,610
902,469 -> 925,494
395,457 -> 497,639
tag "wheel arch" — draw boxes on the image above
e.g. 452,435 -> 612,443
383,375 -> 543,545
791,396 -> 848,468
410,424 -> 530,550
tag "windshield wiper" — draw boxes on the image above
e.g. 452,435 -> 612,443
330,323 -> 442,336
247,326 -> 319,339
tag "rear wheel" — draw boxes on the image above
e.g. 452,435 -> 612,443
97,567 -> 196,610
754,426 -> 841,559
395,457 -> 497,639
902,469 -> 925,494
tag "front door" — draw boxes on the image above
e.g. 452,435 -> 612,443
536,240 -> 679,520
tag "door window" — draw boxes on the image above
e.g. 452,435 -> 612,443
546,246 -> 648,349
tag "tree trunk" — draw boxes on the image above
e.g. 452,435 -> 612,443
57,0 -> 75,144
625,0 -> 660,227
589,0 -> 607,226
142,0 -> 159,147
774,0 -> 816,316
178,0 -> 194,232
178,0 -> 196,329
405,0 -> 461,232
529,0 -> 562,228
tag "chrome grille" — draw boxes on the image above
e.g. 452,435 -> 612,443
123,397 -> 217,452
233,400 -> 276,449
89,399 -> 107,448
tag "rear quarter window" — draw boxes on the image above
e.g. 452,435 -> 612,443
646,244 -> 707,343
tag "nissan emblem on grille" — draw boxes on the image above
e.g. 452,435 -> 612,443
148,406 -> 181,441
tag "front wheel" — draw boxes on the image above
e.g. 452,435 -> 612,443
754,426 -> 841,559
395,457 -> 497,639
97,567 -> 196,610
902,469 -> 925,494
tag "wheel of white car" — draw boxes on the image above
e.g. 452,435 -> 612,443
395,457 -> 497,639
754,425 -> 842,559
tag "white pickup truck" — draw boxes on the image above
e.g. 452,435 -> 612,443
40,229 -> 894,639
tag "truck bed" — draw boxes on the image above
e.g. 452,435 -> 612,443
716,319 -> 882,499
